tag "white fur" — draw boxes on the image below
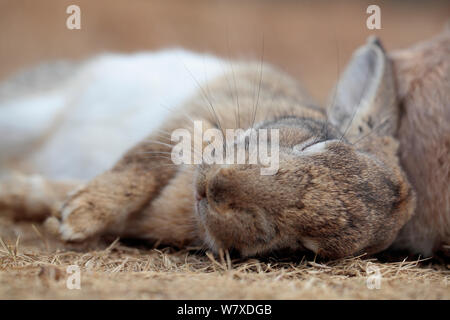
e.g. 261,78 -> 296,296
0,50 -> 226,180
302,141 -> 328,154
0,91 -> 66,162
293,140 -> 328,156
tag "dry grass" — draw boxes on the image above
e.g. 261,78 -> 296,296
0,218 -> 448,299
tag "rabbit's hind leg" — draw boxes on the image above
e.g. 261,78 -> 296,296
0,171 -> 81,222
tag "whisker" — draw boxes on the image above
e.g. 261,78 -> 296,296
141,155 -> 173,161
144,139 -> 174,149
139,151 -> 202,162
251,35 -> 265,130
152,133 -> 172,144
264,72 -> 283,124
182,61 -> 225,136
226,35 -> 241,129
144,132 -> 200,152
338,93 -> 370,143
153,128 -> 173,137
138,151 -> 174,155
144,163 -> 197,172
351,119 -> 390,146
159,103 -> 196,126
231,62 -> 241,129
144,139 -> 204,158
320,33 -> 341,144
351,109 -> 395,146
221,60 -> 239,129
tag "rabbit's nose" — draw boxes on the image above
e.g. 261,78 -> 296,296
195,177 -> 207,202
195,187 -> 206,201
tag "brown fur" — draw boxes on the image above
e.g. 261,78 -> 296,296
1,30 -> 448,259
390,27 -> 450,255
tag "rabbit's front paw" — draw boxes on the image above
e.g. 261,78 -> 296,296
59,189 -> 111,242
57,171 -> 152,243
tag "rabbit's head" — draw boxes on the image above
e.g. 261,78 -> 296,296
194,38 -> 416,259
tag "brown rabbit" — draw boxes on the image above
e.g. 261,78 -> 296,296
0,29 -> 448,259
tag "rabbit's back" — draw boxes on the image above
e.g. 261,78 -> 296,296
391,29 -> 450,255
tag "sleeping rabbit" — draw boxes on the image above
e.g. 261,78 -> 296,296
0,28 -> 448,259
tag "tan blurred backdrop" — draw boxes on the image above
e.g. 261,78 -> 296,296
0,0 -> 448,103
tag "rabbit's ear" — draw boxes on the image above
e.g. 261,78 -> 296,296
329,37 -> 398,140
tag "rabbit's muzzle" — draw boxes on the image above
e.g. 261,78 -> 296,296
194,165 -> 280,256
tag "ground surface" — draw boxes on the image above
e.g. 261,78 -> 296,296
0,218 -> 448,299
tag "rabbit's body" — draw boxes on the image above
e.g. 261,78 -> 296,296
390,30 -> 450,256
0,50 -> 226,180
0,30 -> 448,259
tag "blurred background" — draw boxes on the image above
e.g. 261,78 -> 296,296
0,0 -> 448,103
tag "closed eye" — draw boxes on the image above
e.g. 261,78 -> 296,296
293,138 -> 328,154
293,137 -> 319,151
